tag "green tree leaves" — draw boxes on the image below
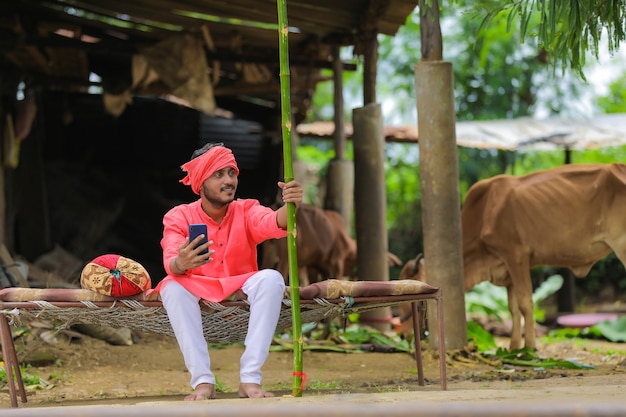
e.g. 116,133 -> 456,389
474,0 -> 626,78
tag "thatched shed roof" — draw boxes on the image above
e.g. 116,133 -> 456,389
1,0 -> 418,118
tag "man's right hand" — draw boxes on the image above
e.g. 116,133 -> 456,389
173,236 -> 215,273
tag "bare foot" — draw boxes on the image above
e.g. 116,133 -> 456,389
239,383 -> 274,398
185,383 -> 216,401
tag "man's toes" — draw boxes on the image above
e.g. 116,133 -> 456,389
185,383 -> 216,401
239,383 -> 274,398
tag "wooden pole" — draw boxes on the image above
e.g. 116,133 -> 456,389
332,45 -> 345,160
324,45 -> 353,229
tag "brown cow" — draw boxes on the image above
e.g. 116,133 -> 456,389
261,204 -> 402,286
463,163 -> 626,350
261,204 -> 356,286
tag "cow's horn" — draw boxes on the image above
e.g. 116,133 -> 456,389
410,253 -> 424,274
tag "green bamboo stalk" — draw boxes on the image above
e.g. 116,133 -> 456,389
276,0 -> 304,397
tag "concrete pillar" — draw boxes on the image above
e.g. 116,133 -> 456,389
324,159 -> 354,231
353,103 -> 391,331
415,61 -> 466,349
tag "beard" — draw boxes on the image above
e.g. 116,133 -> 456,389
202,183 -> 236,207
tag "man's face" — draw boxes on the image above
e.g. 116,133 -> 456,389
201,167 -> 238,206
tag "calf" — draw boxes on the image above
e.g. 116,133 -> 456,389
261,204 -> 355,286
261,204 -> 402,286
396,253 -> 427,340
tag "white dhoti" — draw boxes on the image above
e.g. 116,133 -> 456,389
160,269 -> 285,388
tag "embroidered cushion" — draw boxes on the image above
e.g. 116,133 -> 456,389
80,254 -> 151,297
296,279 -> 439,299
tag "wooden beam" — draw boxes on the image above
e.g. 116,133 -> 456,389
0,33 -> 357,71
331,45 -> 345,159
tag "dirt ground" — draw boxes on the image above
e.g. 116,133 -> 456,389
2,318 -> 626,410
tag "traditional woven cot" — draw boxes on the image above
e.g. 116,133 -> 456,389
0,280 -> 447,408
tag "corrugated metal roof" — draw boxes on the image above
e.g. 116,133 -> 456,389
455,114 -> 626,150
297,114 -> 626,150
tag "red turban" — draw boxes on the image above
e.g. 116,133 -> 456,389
180,146 -> 239,194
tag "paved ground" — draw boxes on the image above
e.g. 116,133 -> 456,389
5,374 -> 626,416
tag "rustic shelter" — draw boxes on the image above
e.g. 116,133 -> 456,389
0,0 -> 418,285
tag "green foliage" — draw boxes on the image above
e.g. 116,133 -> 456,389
573,146 -> 626,164
465,274 -> 563,322
592,317 -> 626,342
457,148 -> 519,198
472,0 -> 626,78
465,282 -> 511,320
296,141 -> 340,205
214,377 -> 230,393
379,1 -> 588,122
467,320 -> 498,352
308,69 -> 336,122
467,273 -> 626,344
0,365 -> 42,387
336,326 -> 412,353
468,321 -> 595,368
492,347 -> 595,369
545,321 -> 626,344
543,327 -> 586,341
385,144 -> 423,273
377,12 -> 421,120
307,53 -> 362,123
532,274 -> 564,304
597,74 -> 626,113
306,1 -> 612,125
273,323 -> 412,353
451,3 -> 552,120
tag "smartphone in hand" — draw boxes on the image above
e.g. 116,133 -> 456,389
188,223 -> 209,255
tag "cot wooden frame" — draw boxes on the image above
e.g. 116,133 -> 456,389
0,290 -> 446,408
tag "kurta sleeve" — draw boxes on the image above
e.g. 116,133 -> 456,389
243,200 -> 288,244
161,206 -> 189,275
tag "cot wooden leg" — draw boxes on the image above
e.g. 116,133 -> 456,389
435,293 -> 447,390
1,314 -> 27,407
411,301 -> 425,386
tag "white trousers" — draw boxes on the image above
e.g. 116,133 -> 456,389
160,269 -> 285,389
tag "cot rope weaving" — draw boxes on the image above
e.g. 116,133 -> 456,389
0,291 -> 447,407
2,296 -> 431,343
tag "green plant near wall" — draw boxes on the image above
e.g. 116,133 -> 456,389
467,271 -> 626,347
465,274 -> 564,323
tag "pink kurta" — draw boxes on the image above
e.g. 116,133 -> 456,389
148,199 -> 287,301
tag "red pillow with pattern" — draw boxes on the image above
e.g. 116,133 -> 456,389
80,254 -> 151,297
